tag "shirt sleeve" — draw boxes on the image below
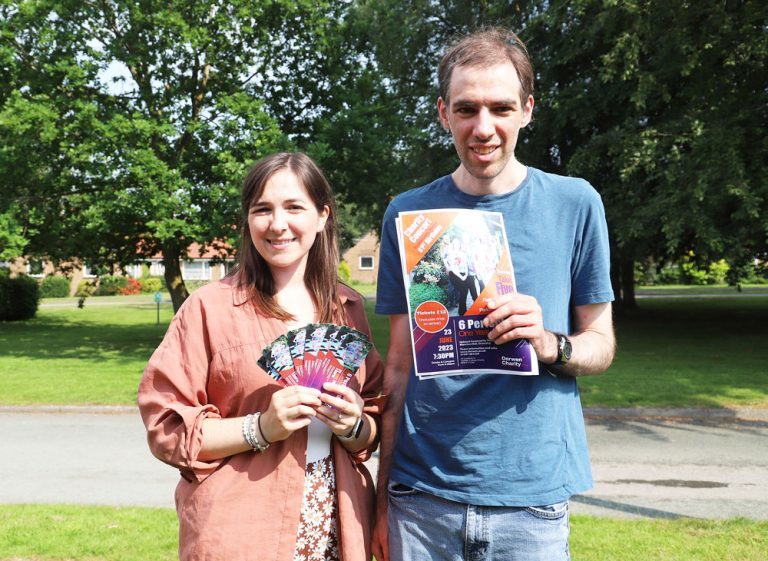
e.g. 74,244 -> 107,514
137,293 -> 224,482
571,186 -> 615,306
375,201 -> 409,315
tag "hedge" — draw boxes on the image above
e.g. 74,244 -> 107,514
0,276 -> 40,321
40,275 -> 71,298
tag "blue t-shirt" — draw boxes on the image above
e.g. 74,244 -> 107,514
376,168 -> 614,506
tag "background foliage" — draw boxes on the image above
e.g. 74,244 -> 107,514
1,0 -> 765,311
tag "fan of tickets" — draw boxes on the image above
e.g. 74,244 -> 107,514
258,323 -> 372,390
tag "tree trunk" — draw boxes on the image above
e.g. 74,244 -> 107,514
162,245 -> 189,313
621,255 -> 637,310
610,254 -> 623,311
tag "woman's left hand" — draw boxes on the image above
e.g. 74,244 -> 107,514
317,382 -> 364,437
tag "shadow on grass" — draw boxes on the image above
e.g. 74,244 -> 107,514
581,297 -> 768,409
0,308 -> 169,364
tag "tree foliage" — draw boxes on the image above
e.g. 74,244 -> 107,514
355,0 -> 767,308
2,0 -> 765,313
525,0 -> 768,306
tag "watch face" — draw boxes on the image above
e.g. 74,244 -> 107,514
562,338 -> 573,361
557,334 -> 572,363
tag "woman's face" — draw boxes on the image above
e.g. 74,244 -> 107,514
248,168 -> 329,278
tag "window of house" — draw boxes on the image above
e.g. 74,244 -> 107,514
182,260 -> 211,280
124,264 -> 143,278
149,262 -> 165,276
26,259 -> 44,277
82,263 -> 97,278
359,256 -> 374,270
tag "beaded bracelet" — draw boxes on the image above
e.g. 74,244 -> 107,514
242,413 -> 269,453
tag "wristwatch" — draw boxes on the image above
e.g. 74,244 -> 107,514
553,333 -> 572,366
338,416 -> 364,441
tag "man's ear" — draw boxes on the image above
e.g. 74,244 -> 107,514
437,97 -> 450,130
521,95 -> 535,128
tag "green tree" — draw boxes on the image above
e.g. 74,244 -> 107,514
525,0 -> 768,307
1,0 -> 291,311
354,1 -> 766,309
1,0 -> 426,309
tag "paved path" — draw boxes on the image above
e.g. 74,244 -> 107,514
1,409 -> 766,519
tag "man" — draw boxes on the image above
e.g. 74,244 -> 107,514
373,27 -> 615,561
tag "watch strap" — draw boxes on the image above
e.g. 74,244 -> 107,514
553,333 -> 572,366
338,416 -> 364,441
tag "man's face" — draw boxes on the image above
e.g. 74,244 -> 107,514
438,62 -> 533,189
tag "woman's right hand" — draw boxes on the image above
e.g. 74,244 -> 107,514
259,386 -> 322,443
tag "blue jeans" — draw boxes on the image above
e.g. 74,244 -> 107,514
388,482 -> 570,561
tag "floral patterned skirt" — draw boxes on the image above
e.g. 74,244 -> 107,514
293,455 -> 340,561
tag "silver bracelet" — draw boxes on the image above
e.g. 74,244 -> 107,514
242,413 -> 269,453
253,412 -> 270,451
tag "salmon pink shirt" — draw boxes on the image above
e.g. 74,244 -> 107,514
138,278 -> 385,561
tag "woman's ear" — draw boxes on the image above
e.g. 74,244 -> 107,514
317,205 -> 330,232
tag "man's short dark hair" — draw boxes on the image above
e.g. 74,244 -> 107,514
438,27 -> 535,105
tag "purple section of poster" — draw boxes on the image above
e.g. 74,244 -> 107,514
412,315 -> 535,375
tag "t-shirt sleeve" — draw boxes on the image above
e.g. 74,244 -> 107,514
375,201 -> 409,315
571,187 -> 615,306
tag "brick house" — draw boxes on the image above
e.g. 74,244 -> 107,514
6,242 -> 236,296
341,231 -> 380,284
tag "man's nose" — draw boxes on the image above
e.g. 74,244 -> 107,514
474,108 -> 495,139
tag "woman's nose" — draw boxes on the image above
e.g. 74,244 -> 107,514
269,209 -> 288,231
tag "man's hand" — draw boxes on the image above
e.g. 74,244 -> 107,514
483,295 -> 615,376
483,293 -> 557,363
371,502 -> 389,561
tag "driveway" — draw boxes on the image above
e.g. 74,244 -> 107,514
1,408 -> 766,520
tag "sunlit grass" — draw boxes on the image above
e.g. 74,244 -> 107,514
0,302 -> 173,405
1,294 -> 766,409
1,505 -> 765,561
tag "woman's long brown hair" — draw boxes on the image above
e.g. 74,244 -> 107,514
229,152 -> 343,323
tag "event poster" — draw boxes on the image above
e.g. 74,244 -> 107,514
396,209 -> 538,379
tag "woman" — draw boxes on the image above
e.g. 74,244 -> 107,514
138,152 -> 384,561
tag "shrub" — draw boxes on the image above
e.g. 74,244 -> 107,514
655,263 -> 683,285
184,280 -> 209,293
120,278 -> 142,295
95,275 -> 127,296
338,261 -> 352,284
408,282 -> 448,316
76,280 -> 97,297
39,275 -> 71,298
0,275 -> 40,321
139,277 -> 164,293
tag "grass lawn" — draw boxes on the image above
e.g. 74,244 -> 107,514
0,292 -> 766,409
365,295 -> 768,410
0,504 -> 765,561
0,300 -> 173,405
578,296 -> 768,408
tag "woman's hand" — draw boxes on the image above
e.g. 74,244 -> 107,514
259,386 -> 322,443
316,382 -> 365,438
